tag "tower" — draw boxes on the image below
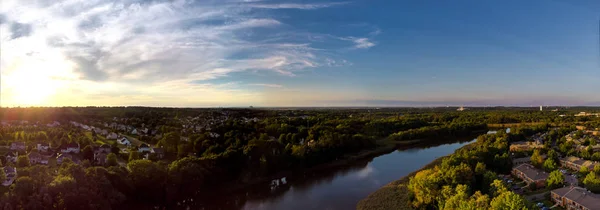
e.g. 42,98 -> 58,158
540,106 -> 543,111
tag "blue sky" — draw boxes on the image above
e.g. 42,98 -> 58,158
1,0 -> 600,107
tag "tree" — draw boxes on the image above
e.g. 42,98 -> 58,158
129,151 -> 141,162
82,145 -> 94,161
547,149 -> 558,162
128,160 -> 167,201
13,176 -> 35,198
547,170 -> 564,189
490,191 -> 529,210
530,149 -> 544,167
594,165 -> 600,175
0,167 -> 5,184
17,155 -> 30,167
106,153 -> 118,166
542,158 -> 558,172
592,152 -> 600,161
583,172 -> 600,193
580,166 -> 590,176
591,138 -> 598,146
475,162 -> 486,175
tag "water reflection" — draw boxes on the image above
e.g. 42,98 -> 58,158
170,134 -> 481,210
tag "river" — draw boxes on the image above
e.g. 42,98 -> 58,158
178,135 -> 482,210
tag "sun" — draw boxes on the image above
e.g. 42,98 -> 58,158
5,70 -> 57,106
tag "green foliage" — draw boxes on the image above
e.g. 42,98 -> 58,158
580,166 -> 590,176
530,149 -> 544,167
106,153 -> 118,166
17,155 -> 30,167
542,158 -> 558,172
547,170 -> 564,189
489,191 -> 529,210
82,145 -> 94,161
583,172 -> 600,193
129,151 -> 141,162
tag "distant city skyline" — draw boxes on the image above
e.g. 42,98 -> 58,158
1,0 -> 600,107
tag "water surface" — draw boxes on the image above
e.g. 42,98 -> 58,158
189,136 -> 478,210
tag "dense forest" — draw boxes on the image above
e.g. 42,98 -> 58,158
1,107 -> 600,209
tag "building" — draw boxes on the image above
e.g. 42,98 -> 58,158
37,142 -> 50,152
60,143 -> 80,154
512,155 -> 546,166
28,152 -> 42,165
561,156 -> 599,172
10,142 -> 26,151
512,163 -> 549,188
117,137 -> 131,146
138,143 -> 152,153
151,148 -> 165,159
2,167 -> 17,186
551,186 -> 600,210
106,132 -> 118,140
509,141 -> 544,152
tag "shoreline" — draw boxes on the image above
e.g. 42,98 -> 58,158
356,141 -> 477,210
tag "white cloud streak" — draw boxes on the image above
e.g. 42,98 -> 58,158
0,0 -> 373,106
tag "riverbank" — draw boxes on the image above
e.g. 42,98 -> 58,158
356,142 -> 478,210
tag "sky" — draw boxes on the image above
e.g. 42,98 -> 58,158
1,0 -> 600,107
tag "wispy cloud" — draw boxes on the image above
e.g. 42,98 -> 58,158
246,2 -> 348,10
339,37 -> 376,49
249,83 -> 283,88
0,0 -> 375,106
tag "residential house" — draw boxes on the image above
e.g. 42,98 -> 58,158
117,137 -> 131,146
151,148 -> 165,159
512,155 -> 546,166
512,163 -> 549,188
561,156 -> 599,171
5,152 -> 18,163
28,152 -> 42,165
509,141 -> 544,152
10,142 -> 26,151
37,142 -> 50,152
57,153 -> 76,165
551,186 -> 600,210
94,150 -> 109,165
2,167 -> 17,186
106,132 -> 119,140
138,144 -> 152,153
131,129 -> 138,135
60,143 -> 80,154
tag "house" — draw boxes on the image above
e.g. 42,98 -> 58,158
2,167 -> 17,186
60,143 -> 80,154
94,150 -> 109,165
509,141 -> 544,152
151,148 -> 165,159
551,186 -> 600,210
561,156 -> 599,171
106,132 -> 118,140
138,144 -> 152,153
5,152 -> 18,163
512,155 -> 546,166
117,137 -> 131,146
512,163 -> 549,188
97,144 -> 112,153
131,129 -> 138,135
28,152 -> 42,164
37,142 -> 50,152
10,142 -> 26,151
57,153 -> 76,165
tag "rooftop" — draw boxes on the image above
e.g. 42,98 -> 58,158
514,163 -> 549,181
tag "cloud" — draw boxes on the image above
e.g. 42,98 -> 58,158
247,2 -> 348,10
249,83 -> 283,88
0,0 -> 373,106
10,22 -> 32,39
352,38 -> 375,49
